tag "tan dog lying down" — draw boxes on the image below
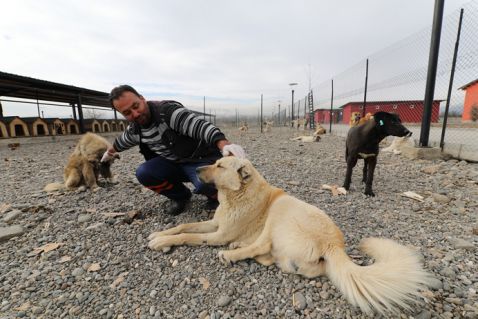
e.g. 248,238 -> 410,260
44,133 -> 118,191
148,157 -> 432,315
290,135 -> 320,142
382,136 -> 415,154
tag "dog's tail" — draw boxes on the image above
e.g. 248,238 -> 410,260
324,237 -> 432,316
43,182 -> 66,192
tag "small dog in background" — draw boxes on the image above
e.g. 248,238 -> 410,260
382,136 -> 415,155
44,133 -> 119,192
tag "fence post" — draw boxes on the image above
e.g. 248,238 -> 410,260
362,59 -> 369,118
260,94 -> 263,133
420,0 -> 445,147
440,8 -> 464,150
330,79 -> 334,134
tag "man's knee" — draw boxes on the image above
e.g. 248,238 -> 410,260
135,163 -> 151,185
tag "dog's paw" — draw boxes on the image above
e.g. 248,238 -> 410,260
364,190 -> 375,197
228,241 -> 245,249
217,251 -> 233,266
148,237 -> 171,251
148,231 -> 163,241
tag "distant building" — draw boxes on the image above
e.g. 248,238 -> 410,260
459,79 -> 478,122
339,100 -> 441,124
314,109 -> 342,124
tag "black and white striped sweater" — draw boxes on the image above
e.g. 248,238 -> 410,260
113,101 -> 226,161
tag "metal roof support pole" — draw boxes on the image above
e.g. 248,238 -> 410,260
420,0 -> 444,147
71,103 -> 77,120
36,91 -> 41,118
77,94 -> 86,134
113,108 -> 118,120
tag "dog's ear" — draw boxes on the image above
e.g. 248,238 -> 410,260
238,164 -> 251,181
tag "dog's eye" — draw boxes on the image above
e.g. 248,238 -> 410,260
217,164 -> 223,168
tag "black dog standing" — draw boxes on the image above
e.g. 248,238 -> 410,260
343,112 -> 412,196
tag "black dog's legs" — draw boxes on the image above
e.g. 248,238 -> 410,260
343,155 -> 358,190
362,161 -> 368,183
364,157 -> 377,196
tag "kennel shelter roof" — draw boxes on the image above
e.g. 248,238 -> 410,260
0,71 -> 111,108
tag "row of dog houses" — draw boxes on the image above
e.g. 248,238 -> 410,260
0,117 -> 128,138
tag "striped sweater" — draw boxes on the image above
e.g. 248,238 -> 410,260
113,101 -> 226,161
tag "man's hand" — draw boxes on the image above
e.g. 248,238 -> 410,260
221,144 -> 246,159
101,147 -> 119,163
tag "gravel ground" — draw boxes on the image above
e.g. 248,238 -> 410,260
0,127 -> 477,319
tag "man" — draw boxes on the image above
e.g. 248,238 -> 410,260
101,85 -> 245,215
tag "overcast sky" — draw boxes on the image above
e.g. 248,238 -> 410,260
0,0 -> 472,118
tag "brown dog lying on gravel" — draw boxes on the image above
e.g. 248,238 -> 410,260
44,133 -> 118,191
148,157 -> 432,316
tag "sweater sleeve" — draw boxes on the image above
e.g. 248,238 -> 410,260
161,102 -> 226,146
113,124 -> 140,152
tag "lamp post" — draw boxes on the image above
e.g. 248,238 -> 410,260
277,100 -> 281,125
289,83 -> 298,127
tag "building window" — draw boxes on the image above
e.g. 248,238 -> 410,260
393,104 -> 398,109
410,104 -> 415,109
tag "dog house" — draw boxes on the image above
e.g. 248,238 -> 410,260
62,119 -> 79,134
118,121 -> 126,131
84,119 -> 102,133
43,118 -> 66,135
101,120 -> 111,132
0,120 -> 8,138
22,117 -> 50,136
109,120 -> 118,131
2,116 -> 30,137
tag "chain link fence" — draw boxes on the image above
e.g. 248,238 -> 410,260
290,0 -> 478,161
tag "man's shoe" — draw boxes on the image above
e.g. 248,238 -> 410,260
204,199 -> 219,211
165,199 -> 190,216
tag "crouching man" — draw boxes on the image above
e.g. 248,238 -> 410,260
101,85 -> 245,215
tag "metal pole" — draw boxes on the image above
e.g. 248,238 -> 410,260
36,92 -> 40,117
113,108 -> 118,120
203,96 -> 206,120
291,89 -> 295,127
362,59 -> 369,118
71,103 -> 77,120
260,94 -> 263,133
278,103 -> 281,125
77,94 -> 86,133
330,79 -> 334,133
420,0 -> 445,147
440,8 -> 463,150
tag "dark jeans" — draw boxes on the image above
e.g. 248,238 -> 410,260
135,156 -> 217,201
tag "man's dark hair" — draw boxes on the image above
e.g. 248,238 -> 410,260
109,85 -> 141,107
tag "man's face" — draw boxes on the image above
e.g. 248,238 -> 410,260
113,91 -> 151,125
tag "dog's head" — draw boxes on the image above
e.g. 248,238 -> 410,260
373,112 -> 412,138
96,152 -> 120,178
196,157 -> 253,191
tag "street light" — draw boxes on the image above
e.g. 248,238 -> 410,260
277,100 -> 281,125
289,83 -> 298,127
